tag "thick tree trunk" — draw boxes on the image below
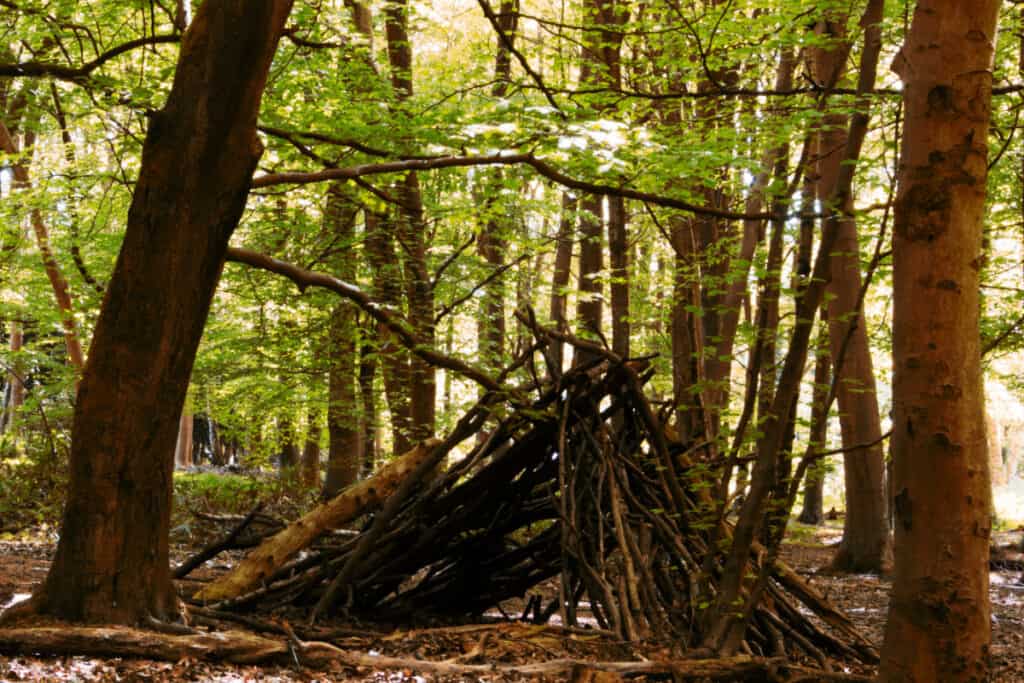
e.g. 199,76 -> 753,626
325,302 -> 361,496
385,1 -> 435,443
880,2 -> 999,680
22,0 -> 292,624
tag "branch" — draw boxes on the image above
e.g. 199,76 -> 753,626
253,153 -> 773,220
982,308 -> 1024,357
435,252 -> 531,323
476,0 -> 566,117
224,247 -> 502,392
0,35 -> 180,81
257,125 -> 397,159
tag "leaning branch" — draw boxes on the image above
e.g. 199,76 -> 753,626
224,247 -> 502,391
253,153 -> 772,221
0,35 -> 180,81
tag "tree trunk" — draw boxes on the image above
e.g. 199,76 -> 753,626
324,186 -> 362,497
880,2 -> 999,679
21,0 -> 292,624
174,409 -> 193,470
608,195 -> 629,358
475,0 -> 516,374
357,333 -> 377,477
301,407 -> 321,489
811,12 -> 891,574
0,121 -> 86,374
548,192 -> 575,372
573,0 -> 626,365
798,321 -> 830,526
385,0 -> 435,444
365,210 -> 413,455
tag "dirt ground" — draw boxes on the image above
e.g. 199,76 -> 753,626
0,526 -> 1022,682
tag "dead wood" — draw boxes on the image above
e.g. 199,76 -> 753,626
175,505 -> 266,579
0,625 -> 871,681
193,438 -> 441,603
179,322 -> 877,671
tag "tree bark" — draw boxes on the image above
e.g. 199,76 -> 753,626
811,12 -> 891,574
301,406 -> 321,488
0,121 -> 86,374
798,321 -> 830,526
475,0 -> 516,374
174,409 -> 193,470
548,192 -> 575,373
21,0 -> 292,624
324,185 -> 362,497
880,2 -> 1000,680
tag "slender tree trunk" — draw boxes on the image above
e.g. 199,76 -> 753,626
476,0 -> 516,374
324,186 -> 362,497
20,0 -> 292,625
575,195 -> 604,361
608,195 -> 629,358
798,321 -> 830,526
174,409 -> 193,470
301,406 -> 321,489
6,322 -> 23,432
385,0 -> 435,443
357,334 -> 377,477
811,12 -> 891,574
880,2 -> 999,679
548,192 -> 575,372
0,122 -> 85,374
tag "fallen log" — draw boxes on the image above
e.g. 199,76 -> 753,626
0,625 -> 872,681
193,438 -> 441,603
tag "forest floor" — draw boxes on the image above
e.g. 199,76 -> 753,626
0,523 -> 1023,681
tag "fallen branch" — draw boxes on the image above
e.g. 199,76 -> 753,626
174,505 -> 265,579
193,439 -> 441,603
0,626 -> 872,680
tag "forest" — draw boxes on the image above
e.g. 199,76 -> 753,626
0,0 -> 1018,680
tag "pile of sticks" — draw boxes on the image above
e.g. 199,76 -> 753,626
190,343 -> 876,668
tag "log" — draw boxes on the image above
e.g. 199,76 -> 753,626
193,439 -> 442,603
0,626 -> 871,681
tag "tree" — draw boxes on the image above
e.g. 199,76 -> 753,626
8,0 -> 293,624
880,1 -> 1001,679
810,10 -> 891,574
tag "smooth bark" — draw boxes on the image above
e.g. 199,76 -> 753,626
880,2 -> 1000,679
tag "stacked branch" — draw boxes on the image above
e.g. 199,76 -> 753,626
192,341 -> 876,668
